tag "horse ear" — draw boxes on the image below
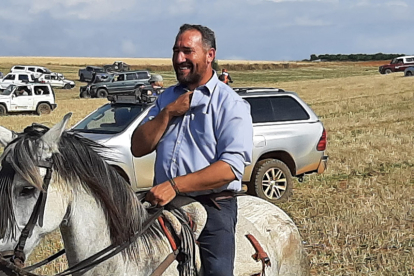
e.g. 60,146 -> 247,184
0,126 -> 17,147
41,113 -> 72,148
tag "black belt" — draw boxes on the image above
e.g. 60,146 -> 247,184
192,190 -> 236,210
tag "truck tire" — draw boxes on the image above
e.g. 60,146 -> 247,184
64,83 -> 72,89
405,71 -> 413,76
385,69 -> 392,74
0,105 -> 7,116
248,159 -> 293,203
97,89 -> 108,98
36,103 -> 51,115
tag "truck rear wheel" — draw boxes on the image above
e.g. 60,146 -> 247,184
0,105 -> 7,116
36,103 -> 51,115
248,159 -> 293,203
97,89 -> 108,98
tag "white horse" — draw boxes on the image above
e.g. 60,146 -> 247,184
0,114 -> 309,276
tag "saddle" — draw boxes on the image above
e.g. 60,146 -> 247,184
165,196 -> 272,276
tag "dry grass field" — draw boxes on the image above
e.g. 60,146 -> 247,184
0,58 -> 413,275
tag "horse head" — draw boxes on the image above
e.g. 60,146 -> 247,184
0,113 -> 164,272
0,113 -> 72,258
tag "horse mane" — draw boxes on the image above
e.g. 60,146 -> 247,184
0,124 -> 163,257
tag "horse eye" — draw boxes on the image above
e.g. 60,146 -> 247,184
19,186 -> 36,197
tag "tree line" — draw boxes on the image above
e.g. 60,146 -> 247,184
308,53 -> 408,62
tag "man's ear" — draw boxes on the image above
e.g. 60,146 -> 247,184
207,48 -> 216,64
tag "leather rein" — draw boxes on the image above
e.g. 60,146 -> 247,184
0,157 -> 173,276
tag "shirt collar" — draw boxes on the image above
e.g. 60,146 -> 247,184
203,70 -> 219,95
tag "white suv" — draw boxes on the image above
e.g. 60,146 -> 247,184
72,88 -> 328,204
0,73 -> 36,90
0,83 -> 57,116
10,65 -> 63,79
38,73 -> 75,89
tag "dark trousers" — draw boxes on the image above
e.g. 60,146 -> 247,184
195,196 -> 238,276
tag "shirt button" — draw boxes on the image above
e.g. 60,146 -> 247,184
177,141 -> 180,144
172,159 -> 176,163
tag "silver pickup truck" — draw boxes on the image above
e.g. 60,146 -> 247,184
72,88 -> 328,203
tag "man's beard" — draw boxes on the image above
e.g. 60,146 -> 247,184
174,62 -> 208,87
175,70 -> 203,87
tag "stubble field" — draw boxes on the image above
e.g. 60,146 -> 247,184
0,58 -> 413,275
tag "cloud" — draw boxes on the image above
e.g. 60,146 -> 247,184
168,0 -> 196,15
294,16 -> 331,27
385,1 -> 408,8
354,0 -> 408,8
264,0 -> 337,2
27,0 -> 137,20
1,0 -> 414,60
121,40 -> 138,56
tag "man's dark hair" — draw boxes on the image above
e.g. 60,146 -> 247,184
176,24 -> 216,51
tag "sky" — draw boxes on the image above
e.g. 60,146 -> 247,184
0,0 -> 413,61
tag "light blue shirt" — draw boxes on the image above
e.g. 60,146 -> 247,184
141,72 -> 253,196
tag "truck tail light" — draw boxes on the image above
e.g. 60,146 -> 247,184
317,128 -> 327,151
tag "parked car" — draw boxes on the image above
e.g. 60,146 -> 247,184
79,73 -> 113,98
379,55 -> 414,74
79,70 -> 151,98
0,83 -> 57,116
10,65 -> 63,79
0,72 -> 36,91
38,73 -> 75,89
72,87 -> 328,203
103,61 -> 131,73
78,66 -> 106,82
404,66 -> 414,76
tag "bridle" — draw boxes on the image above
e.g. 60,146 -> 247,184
0,154 -> 173,276
0,152 -> 57,275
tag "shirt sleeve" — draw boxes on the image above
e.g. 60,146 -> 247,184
216,98 -> 253,180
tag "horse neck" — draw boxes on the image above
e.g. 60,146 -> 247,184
60,190 -> 113,267
59,185 -> 172,275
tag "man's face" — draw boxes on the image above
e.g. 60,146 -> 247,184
172,29 -> 215,89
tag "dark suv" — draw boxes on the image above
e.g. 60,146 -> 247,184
72,88 -> 328,203
78,66 -> 106,82
79,71 -> 151,98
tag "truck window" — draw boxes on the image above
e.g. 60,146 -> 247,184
18,75 -> 30,81
34,86 -> 50,95
17,86 -> 31,96
4,74 -> 15,80
246,96 -> 310,123
137,72 -> 150,79
126,73 -> 137,80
